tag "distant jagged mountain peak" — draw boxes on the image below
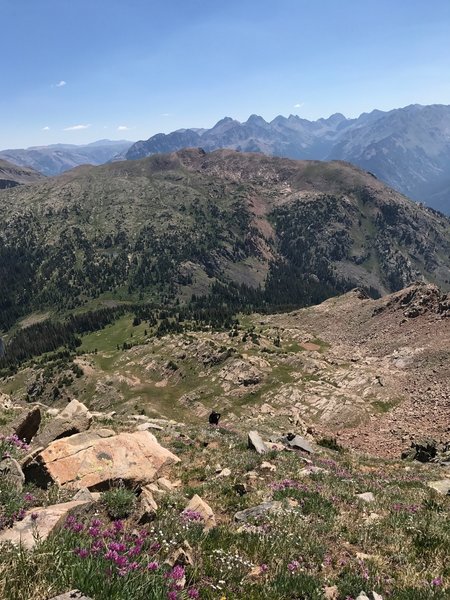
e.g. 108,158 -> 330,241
246,114 -> 268,126
318,112 -> 347,125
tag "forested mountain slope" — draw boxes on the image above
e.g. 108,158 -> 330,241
1,148 -> 450,330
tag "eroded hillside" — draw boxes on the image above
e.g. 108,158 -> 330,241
2,283 -> 448,460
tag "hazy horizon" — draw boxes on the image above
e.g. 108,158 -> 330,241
2,0 -> 450,149
2,102 -> 450,152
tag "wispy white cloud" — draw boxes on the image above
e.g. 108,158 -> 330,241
117,125 -> 129,131
161,113 -> 171,117
55,80 -> 67,87
63,124 -> 91,131
294,102 -> 304,109
42,126 -> 50,131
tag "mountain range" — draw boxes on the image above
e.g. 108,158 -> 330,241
3,105 -> 450,214
1,148 -> 450,330
126,104 -> 450,214
0,140 -> 133,177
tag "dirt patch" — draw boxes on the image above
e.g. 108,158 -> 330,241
301,342 -> 321,352
155,379 -> 168,388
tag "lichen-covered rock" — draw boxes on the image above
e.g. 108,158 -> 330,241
27,429 -> 180,490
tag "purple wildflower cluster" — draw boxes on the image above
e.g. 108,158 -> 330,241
391,503 -> 420,514
287,560 -> 301,572
181,509 -> 205,524
315,457 -> 353,479
270,479 -> 308,492
287,556 -> 313,573
0,509 -> 24,531
0,488 -> 37,531
165,564 -> 186,599
0,434 -> 30,458
64,516 -> 200,598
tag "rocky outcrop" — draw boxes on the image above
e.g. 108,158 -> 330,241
375,283 -> 450,319
401,438 -> 450,463
26,429 -> 180,490
219,358 -> 267,389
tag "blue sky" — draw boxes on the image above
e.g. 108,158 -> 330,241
1,0 -> 450,149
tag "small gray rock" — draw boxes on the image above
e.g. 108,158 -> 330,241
287,435 -> 314,454
428,479 -> 450,495
73,488 -> 95,502
234,501 -> 282,522
48,590 -> 93,600
357,492 -> 375,503
0,457 -> 25,491
248,431 -> 267,454
137,422 -> 163,431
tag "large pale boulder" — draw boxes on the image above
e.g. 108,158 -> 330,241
28,429 -> 180,490
0,500 -> 89,549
